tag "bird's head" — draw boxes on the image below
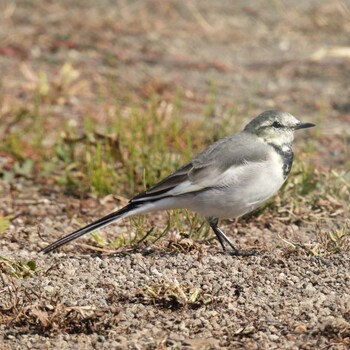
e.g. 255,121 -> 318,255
244,110 -> 315,147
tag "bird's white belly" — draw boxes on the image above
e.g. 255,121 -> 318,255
186,154 -> 286,219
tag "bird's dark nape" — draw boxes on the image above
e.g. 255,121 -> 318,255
40,203 -> 137,254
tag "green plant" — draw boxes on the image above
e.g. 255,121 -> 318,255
0,256 -> 37,279
0,216 -> 12,235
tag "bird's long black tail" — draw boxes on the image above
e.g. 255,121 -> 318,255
40,203 -> 137,254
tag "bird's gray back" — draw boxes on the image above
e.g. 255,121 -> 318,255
191,132 -> 270,174
131,132 -> 270,202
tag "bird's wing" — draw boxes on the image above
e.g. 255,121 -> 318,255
131,133 -> 269,203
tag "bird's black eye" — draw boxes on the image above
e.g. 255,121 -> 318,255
272,121 -> 283,128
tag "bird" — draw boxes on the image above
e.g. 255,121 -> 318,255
41,110 -> 315,255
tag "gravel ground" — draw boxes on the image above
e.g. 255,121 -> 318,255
1,248 -> 350,349
0,179 -> 349,349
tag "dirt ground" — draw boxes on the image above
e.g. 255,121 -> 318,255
1,0 -> 350,349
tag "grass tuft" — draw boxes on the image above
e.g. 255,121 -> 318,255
136,278 -> 213,310
0,256 -> 37,279
278,222 -> 350,256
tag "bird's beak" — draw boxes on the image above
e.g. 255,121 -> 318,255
294,122 -> 315,130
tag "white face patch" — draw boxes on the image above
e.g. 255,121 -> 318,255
261,129 -> 294,147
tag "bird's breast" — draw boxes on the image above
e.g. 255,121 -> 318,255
185,150 -> 288,219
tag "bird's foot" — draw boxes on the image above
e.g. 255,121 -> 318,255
224,248 -> 257,257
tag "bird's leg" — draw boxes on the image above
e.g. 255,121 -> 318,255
208,218 -> 256,256
208,218 -> 227,252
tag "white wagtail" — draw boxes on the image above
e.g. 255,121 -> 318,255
41,110 -> 315,255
